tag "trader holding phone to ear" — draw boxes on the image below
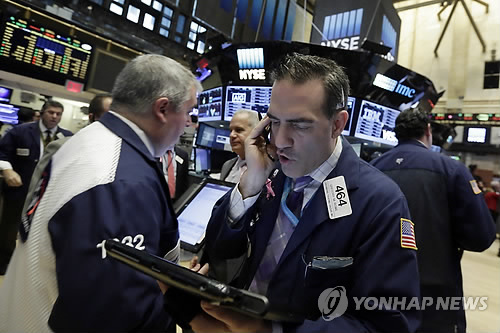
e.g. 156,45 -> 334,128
195,53 -> 421,333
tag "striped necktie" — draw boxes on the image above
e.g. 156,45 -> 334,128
44,130 -> 53,147
250,176 -> 313,294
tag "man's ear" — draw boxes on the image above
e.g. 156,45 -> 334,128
331,110 -> 348,138
153,97 -> 170,123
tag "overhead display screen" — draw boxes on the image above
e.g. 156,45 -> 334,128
197,86 -> 223,122
354,100 -> 400,146
0,16 -> 93,85
224,86 -> 272,121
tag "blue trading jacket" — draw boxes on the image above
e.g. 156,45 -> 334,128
0,112 -> 178,332
204,138 -> 422,333
371,140 -> 496,333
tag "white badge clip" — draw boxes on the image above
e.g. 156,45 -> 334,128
175,155 -> 184,165
16,148 -> 30,156
323,176 -> 352,219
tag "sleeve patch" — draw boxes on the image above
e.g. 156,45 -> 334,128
470,180 -> 482,195
401,218 -> 417,250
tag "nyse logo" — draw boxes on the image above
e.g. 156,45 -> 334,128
239,68 -> 266,81
321,36 -> 360,50
373,73 -> 415,98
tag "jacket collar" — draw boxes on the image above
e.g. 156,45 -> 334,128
98,112 -> 157,164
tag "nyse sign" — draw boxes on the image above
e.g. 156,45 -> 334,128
239,69 -> 266,80
321,36 -> 360,50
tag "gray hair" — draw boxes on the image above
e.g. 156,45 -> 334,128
232,109 -> 259,128
111,54 -> 202,114
270,53 -> 350,119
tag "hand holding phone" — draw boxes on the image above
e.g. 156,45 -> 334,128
238,115 -> 277,198
257,112 -> 275,162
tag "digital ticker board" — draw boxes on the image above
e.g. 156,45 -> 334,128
0,16 -> 93,85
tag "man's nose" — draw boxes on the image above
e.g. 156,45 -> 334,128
273,126 -> 292,149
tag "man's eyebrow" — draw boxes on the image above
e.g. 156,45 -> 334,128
266,112 -> 313,123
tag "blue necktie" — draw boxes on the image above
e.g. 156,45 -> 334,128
250,176 -> 313,294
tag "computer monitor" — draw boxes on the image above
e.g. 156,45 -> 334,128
430,145 -> 442,153
194,148 -> 211,173
354,100 -> 400,146
0,103 -> 20,125
342,97 -> 356,136
224,85 -> 272,121
198,87 -> 223,122
0,87 -> 13,103
465,127 -> 489,144
175,179 -> 234,252
195,123 -> 231,151
351,143 -> 362,157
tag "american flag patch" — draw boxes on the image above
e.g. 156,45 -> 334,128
401,218 -> 417,250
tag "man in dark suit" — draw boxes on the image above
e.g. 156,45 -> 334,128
170,54 -> 421,332
220,109 -> 259,183
0,100 -> 72,274
371,108 -> 495,333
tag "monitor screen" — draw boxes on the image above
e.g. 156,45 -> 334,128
197,87 -> 223,122
465,127 -> 488,144
0,16 -> 93,85
195,123 -> 231,151
342,97 -> 356,136
354,100 -> 400,146
430,145 -> 442,153
195,148 -> 211,173
0,103 -> 19,125
351,143 -> 362,157
177,181 -> 233,250
0,87 -> 13,103
224,86 -> 272,121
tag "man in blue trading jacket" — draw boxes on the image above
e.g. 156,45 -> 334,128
0,54 -> 201,332
371,108 -> 496,333
179,53 -> 421,332
0,100 -> 72,274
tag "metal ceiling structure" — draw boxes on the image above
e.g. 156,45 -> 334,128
394,0 -> 489,57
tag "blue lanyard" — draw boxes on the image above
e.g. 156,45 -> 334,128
281,177 -> 300,227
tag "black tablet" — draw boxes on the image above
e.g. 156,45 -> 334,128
104,239 -> 303,323
174,179 -> 234,252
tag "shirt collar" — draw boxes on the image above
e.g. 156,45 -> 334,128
109,111 -> 156,157
306,136 -> 343,184
39,120 -> 57,135
235,157 -> 246,168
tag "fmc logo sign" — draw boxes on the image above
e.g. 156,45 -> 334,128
373,74 -> 416,98
321,8 -> 363,50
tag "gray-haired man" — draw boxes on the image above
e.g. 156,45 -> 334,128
0,54 -> 201,332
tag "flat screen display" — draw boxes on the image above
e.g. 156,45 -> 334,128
430,145 -> 442,153
342,97 -> 356,136
354,100 -> 400,146
0,86 -> 13,103
194,148 -> 210,173
195,123 -> 231,151
0,103 -> 19,125
177,182 -> 233,249
0,17 -> 93,85
466,127 -> 488,144
224,86 -> 272,121
198,87 -> 223,122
